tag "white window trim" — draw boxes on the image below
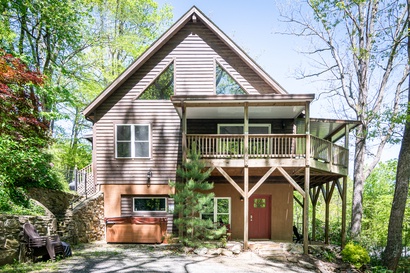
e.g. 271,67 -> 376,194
133,197 -> 168,213
202,197 -> 231,225
217,124 -> 271,134
115,124 -> 151,158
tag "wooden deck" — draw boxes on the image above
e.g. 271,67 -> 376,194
187,134 -> 348,175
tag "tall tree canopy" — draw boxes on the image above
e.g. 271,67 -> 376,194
279,0 -> 409,240
0,0 -> 172,183
0,50 -> 63,206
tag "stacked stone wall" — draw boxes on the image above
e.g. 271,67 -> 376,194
0,189 -> 105,266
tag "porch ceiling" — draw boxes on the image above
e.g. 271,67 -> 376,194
184,105 -> 304,119
296,118 -> 360,142
171,94 -> 314,120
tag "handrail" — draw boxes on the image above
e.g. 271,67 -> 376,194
75,164 -> 95,198
186,134 -> 349,167
187,134 -> 306,159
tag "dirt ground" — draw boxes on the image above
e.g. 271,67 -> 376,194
35,242 -> 355,273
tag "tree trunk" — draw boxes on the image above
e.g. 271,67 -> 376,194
382,3 -> 410,269
382,103 -> 410,270
351,124 -> 366,240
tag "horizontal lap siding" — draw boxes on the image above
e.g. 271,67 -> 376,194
94,21 -> 280,186
95,101 -> 181,185
168,21 -> 277,96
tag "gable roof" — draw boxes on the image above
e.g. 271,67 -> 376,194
83,6 -> 288,118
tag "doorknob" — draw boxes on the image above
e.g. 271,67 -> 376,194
250,214 -> 253,222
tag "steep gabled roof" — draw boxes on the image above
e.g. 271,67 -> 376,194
83,6 -> 288,118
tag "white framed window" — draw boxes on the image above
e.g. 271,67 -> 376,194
202,197 -> 231,225
116,124 -> 150,158
133,197 -> 167,212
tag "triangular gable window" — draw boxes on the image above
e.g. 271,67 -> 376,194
216,64 -> 246,95
139,63 -> 174,100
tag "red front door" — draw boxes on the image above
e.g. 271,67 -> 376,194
249,194 -> 271,239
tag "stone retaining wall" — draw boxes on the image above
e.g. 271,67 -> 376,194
0,189 -> 105,266
0,215 -> 57,265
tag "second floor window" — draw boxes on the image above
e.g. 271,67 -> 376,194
116,124 -> 150,158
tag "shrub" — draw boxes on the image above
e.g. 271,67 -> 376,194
341,242 -> 370,269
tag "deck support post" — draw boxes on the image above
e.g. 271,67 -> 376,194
324,182 -> 330,244
182,102 -> 187,161
243,102 -> 249,250
310,187 -> 320,242
303,101 -> 311,254
179,102 -> 187,238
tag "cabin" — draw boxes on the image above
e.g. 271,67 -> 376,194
82,6 -> 358,253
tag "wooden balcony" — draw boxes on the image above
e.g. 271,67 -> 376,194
186,134 -> 348,174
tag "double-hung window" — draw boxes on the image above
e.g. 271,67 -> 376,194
202,197 -> 231,225
116,124 -> 150,158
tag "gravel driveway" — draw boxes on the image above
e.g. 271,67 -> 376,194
39,242 -> 318,273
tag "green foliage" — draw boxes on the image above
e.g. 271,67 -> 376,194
0,259 -> 58,273
50,138 -> 92,183
368,266 -> 393,273
169,149 -> 225,247
0,187 -> 45,215
0,51 -> 65,209
341,242 -> 370,269
0,135 -> 65,206
362,160 -> 396,254
1,0 -> 172,185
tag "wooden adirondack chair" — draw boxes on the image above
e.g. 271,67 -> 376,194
22,222 -> 64,262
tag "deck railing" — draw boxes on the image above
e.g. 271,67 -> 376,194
74,164 -> 96,198
187,134 -> 348,167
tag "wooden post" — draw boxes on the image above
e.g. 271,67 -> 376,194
311,187 -> 320,242
179,102 -> 187,238
182,102 -> 187,161
303,101 -> 311,254
325,182 -> 330,244
243,102 -> 249,249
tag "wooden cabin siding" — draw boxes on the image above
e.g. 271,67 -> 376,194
94,101 -> 181,186
92,20 -> 277,103
92,21 -> 285,186
187,119 -> 294,134
170,21 -> 275,95
120,195 -> 175,234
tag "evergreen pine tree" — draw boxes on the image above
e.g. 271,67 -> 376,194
170,149 -> 226,247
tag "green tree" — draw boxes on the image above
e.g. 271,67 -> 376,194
383,2 -> 410,269
0,50 -> 64,207
0,0 -> 173,184
280,0 -> 408,240
169,150 -> 225,247
362,161 -> 396,254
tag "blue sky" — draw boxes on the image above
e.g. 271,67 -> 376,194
155,1 -> 400,162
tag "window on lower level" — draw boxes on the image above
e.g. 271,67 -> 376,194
201,197 -> 231,225
116,124 -> 150,158
133,197 -> 167,212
